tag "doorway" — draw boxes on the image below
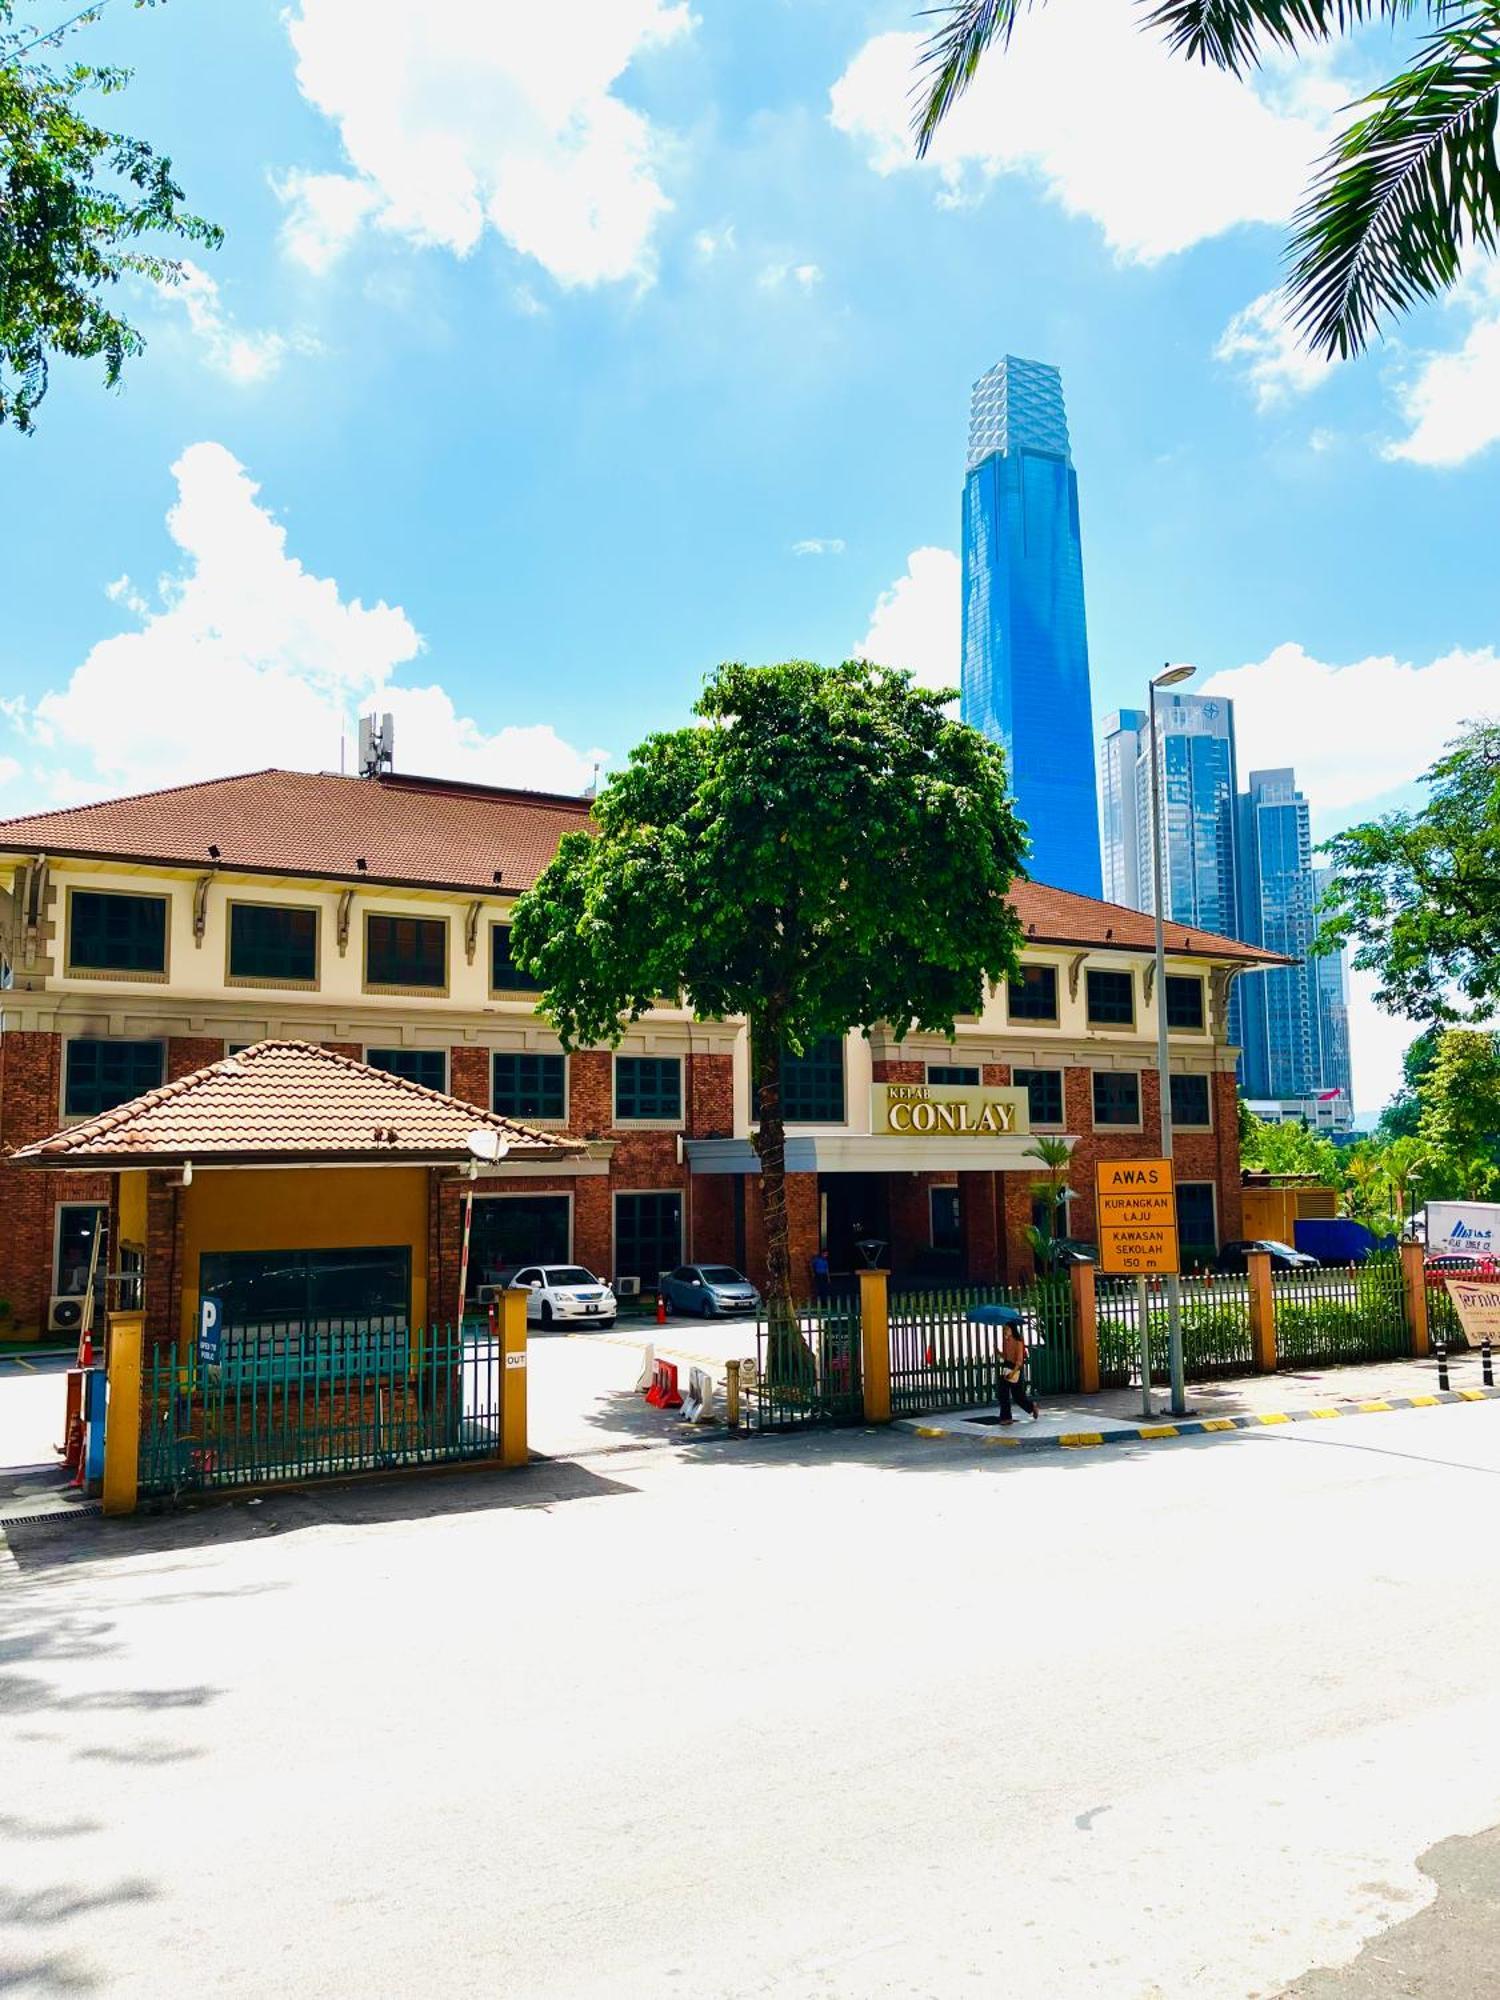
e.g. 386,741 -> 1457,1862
819,1174 -> 891,1280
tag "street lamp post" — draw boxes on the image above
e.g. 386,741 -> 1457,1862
1149,660 -> 1195,1418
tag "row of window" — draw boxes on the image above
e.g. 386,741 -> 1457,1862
64,890 -> 1213,1032
58,1035 -> 1215,1132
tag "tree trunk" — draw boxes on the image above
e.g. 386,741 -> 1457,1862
751,1019 -> 814,1388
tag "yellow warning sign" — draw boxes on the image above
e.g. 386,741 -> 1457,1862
1095,1158 -> 1179,1275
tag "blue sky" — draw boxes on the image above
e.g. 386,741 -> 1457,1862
3,0 -> 1498,1114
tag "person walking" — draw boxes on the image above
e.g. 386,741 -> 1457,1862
810,1248 -> 831,1304
998,1321 -> 1040,1424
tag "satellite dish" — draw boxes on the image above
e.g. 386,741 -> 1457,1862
467,1129 -> 511,1165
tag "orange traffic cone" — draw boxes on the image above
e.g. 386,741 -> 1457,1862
656,1290 -> 667,1325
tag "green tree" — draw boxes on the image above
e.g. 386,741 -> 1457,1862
508,659 -> 1028,1352
1,0 -> 219,433
1375,1028 -> 1441,1142
913,1 -> 1500,359
1341,1143 -> 1391,1230
1414,1026 -> 1500,1163
1381,1134 -> 1432,1229
1319,721 -> 1500,1022
1022,1133 -> 1073,1267
1240,1108 -> 1345,1185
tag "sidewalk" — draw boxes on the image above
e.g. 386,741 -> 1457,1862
897,1350 -> 1500,1451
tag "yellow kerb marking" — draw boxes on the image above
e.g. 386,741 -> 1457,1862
1308,1407 -> 1341,1419
1459,1387 -> 1486,1402
1358,1400 -> 1391,1413
914,1426 -> 946,1438
1200,1418 -> 1237,1432
1410,1394 -> 1439,1407
1060,1432 -> 1103,1448
987,1435 -> 1022,1448
1257,1412 -> 1291,1425
1138,1424 -> 1178,1439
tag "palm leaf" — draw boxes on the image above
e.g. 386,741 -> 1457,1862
1288,8 -> 1500,356
912,0 -> 1034,158
1143,0 -> 1417,78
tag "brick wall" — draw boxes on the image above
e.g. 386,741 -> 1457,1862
0,1030 -> 109,1332
448,1045 -> 489,1111
958,1171 -> 1001,1281
687,1052 -> 733,1137
167,1036 -> 225,1084
871,1060 -> 924,1084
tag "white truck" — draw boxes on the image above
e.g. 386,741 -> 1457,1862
1423,1201 -> 1500,1259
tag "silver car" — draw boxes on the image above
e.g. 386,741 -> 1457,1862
660,1264 -> 761,1317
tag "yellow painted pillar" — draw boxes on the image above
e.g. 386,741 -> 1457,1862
859,1268 -> 891,1424
498,1286 -> 529,1468
103,1311 -> 145,1517
1247,1249 -> 1276,1374
1402,1239 -> 1430,1357
1072,1260 -> 1100,1394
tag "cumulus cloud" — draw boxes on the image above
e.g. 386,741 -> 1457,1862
758,261 -> 822,291
792,538 -> 845,557
829,14 -> 1332,262
277,0 -> 692,288
7,443 -> 606,809
1384,265 -> 1500,467
160,263 -> 315,384
1216,290 -> 1336,407
1199,640 -> 1500,823
857,546 -> 961,694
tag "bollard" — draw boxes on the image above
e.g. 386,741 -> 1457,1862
1485,1339 -> 1494,1390
725,1359 -> 741,1432
1437,1341 -> 1450,1393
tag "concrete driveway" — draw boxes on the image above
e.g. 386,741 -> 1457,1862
525,1312 -> 759,1457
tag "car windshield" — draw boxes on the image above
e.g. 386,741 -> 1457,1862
546,1268 -> 598,1287
699,1267 -> 748,1286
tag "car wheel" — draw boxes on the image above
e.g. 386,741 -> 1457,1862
702,1296 -> 718,1317
597,1317 -> 616,1330
539,1301 -> 553,1327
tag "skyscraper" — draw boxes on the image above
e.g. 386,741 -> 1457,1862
1098,694 -> 1239,936
962,356 -> 1102,898
1236,768 -> 1353,1113
1098,708 -> 1148,907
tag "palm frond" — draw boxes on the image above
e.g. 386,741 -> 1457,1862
1143,0 -> 1417,78
912,0 -> 1034,159
1288,10 -> 1500,356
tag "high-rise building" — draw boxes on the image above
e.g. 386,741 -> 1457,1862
1098,708 -> 1147,907
1236,768 -> 1353,1116
962,356 -> 1102,898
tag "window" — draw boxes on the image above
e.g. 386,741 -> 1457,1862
1013,1067 -> 1064,1127
1169,1073 -> 1212,1128
365,913 -> 446,990
1007,965 -> 1058,1023
615,1055 -> 682,1122
615,1191 -> 683,1287
493,1052 -> 566,1120
229,903 -> 317,985
1091,1071 -> 1141,1127
1165,975 -> 1206,1032
55,1202 -> 108,1297
490,924 -> 538,994
68,889 -> 167,975
926,1063 -> 980,1086
469,1196 -> 571,1294
366,1048 -> 447,1093
930,1186 -> 961,1253
199,1246 -> 411,1331
1086,969 -> 1134,1027
755,1035 -> 846,1124
64,1039 -> 165,1118
1176,1182 -> 1218,1253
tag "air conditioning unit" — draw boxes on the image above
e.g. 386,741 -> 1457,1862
475,1283 -> 503,1305
614,1275 -> 641,1297
48,1294 -> 85,1335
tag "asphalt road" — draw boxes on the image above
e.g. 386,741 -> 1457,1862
6,1394 -> 1500,1997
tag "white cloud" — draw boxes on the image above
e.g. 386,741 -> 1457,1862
829,17 -> 1332,263
278,0 -> 692,289
1385,266 -> 1500,467
694,223 -> 736,259
1216,290 -> 1336,407
856,546 -> 961,694
1199,640 -> 1500,820
160,263 -> 314,384
7,443 -> 605,808
792,538 -> 846,557
759,260 -> 822,291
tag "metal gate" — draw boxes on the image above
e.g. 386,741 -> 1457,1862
888,1280 -> 1079,1415
749,1298 -> 863,1430
138,1317 -> 503,1497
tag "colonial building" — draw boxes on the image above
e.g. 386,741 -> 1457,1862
0,767 -> 1282,1333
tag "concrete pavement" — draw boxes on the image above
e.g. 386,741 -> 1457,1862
6,1397 -> 1500,1995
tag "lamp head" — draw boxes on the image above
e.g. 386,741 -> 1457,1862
1153,661 -> 1196,689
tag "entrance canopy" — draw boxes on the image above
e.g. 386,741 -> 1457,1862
684,1135 -> 1071,1175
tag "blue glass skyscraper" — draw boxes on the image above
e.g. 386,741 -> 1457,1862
962,356 -> 1102,898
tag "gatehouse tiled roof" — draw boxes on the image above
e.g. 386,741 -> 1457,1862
8,1040 -> 583,1168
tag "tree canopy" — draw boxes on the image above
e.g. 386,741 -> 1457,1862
509,658 -> 1029,1322
1318,719 -> 1500,1024
913,0 -> 1500,359
1,0 -> 218,433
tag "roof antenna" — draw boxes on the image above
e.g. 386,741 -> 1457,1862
584,760 -> 600,800
358,713 -> 395,779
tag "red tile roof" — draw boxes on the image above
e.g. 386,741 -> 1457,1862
0,766 -> 1286,964
0,768 -> 593,894
9,1040 -> 584,1168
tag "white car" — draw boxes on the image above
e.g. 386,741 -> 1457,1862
496,1264 -> 617,1330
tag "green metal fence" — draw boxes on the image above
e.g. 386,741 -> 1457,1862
1097,1274 -> 1254,1385
888,1280 -> 1078,1415
1426,1279 -> 1464,1350
138,1318 -> 502,1497
750,1298 -> 862,1430
1272,1255 -> 1408,1367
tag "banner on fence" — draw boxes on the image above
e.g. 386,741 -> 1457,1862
1095,1159 -> 1179,1276
1442,1277 -> 1500,1348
